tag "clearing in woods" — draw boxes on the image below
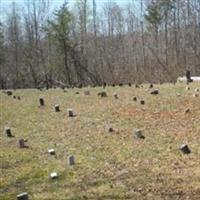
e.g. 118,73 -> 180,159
0,83 -> 200,200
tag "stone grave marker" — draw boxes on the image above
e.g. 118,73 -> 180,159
50,172 -> 58,179
54,104 -> 60,112
5,127 -> 13,137
68,155 -> 75,166
133,97 -> 137,101
180,144 -> 191,154
97,91 -> 107,97
68,108 -> 75,117
113,93 -> 119,99
150,89 -> 159,95
134,129 -> 145,139
84,90 -> 90,95
48,149 -> 55,155
140,100 -> 145,105
19,139 -> 28,148
39,98 -> 44,106
17,192 -> 28,200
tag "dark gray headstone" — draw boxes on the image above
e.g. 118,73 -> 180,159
68,109 -> 74,117
150,89 -> 159,95
140,100 -> 145,105
97,91 -> 107,97
180,144 -> 191,154
39,98 -> 44,106
68,155 -> 75,166
5,127 -> 13,137
19,139 -> 28,148
134,129 -> 145,139
54,104 -> 60,112
133,97 -> 137,101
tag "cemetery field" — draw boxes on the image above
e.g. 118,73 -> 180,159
0,83 -> 200,200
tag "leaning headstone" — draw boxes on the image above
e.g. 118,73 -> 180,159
150,89 -> 159,95
133,97 -> 137,101
39,98 -> 45,106
19,139 -> 28,148
17,192 -> 28,200
68,108 -> 74,117
48,149 -> 55,155
84,90 -> 90,95
134,129 -> 145,139
180,144 -> 191,154
113,93 -> 119,99
68,155 -> 75,166
54,104 -> 60,112
50,172 -> 58,179
5,127 -> 13,137
140,100 -> 145,105
185,108 -> 190,113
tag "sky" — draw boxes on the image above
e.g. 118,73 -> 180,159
0,0 -> 133,19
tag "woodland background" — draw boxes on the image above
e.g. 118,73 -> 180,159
0,0 -> 200,88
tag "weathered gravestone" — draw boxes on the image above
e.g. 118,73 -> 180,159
150,89 -> 159,95
68,108 -> 75,117
17,192 -> 28,200
134,129 -> 145,139
140,100 -> 145,105
180,144 -> 191,154
68,155 -> 75,166
113,93 -> 119,99
54,104 -> 60,112
5,127 -> 13,137
50,172 -> 58,179
97,91 -> 107,97
39,98 -> 45,106
18,139 -> 28,148
133,97 -> 137,101
48,149 -> 55,155
84,90 -> 90,95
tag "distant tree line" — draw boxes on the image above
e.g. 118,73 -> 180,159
0,0 -> 200,89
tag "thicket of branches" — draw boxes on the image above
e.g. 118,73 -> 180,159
0,0 -> 200,89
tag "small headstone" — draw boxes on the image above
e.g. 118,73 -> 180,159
194,88 -> 199,93
17,192 -> 28,200
19,139 -> 28,148
84,90 -> 90,95
149,84 -> 153,88
54,104 -> 60,112
13,96 -> 16,99
134,129 -> 145,139
119,83 -> 123,87
103,82 -> 107,89
5,127 -> 13,137
128,83 -> 132,87
48,149 -> 55,155
140,100 -> 145,105
68,108 -> 74,117
68,155 -> 75,166
17,96 -> 21,100
150,89 -> 159,95
108,127 -> 114,133
50,172 -> 58,179
133,97 -> 137,101
6,91 -> 12,96
97,91 -> 107,97
135,84 -> 139,88
185,108 -> 190,113
186,86 -> 190,91
113,93 -> 118,99
180,144 -> 191,154
193,93 -> 199,98
177,93 -> 181,97
112,84 -> 115,87
75,92 -> 79,95
39,98 -> 45,106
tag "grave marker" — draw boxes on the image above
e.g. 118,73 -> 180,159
54,104 -> 60,112
134,129 -> 145,139
68,109 -> 74,117
180,144 -> 191,154
5,127 -> 13,137
50,172 -> 58,179
17,192 -> 28,200
68,155 -> 75,166
39,98 -> 44,106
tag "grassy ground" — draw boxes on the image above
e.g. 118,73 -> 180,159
0,83 -> 200,200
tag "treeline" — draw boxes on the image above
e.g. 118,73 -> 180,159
0,0 -> 200,89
